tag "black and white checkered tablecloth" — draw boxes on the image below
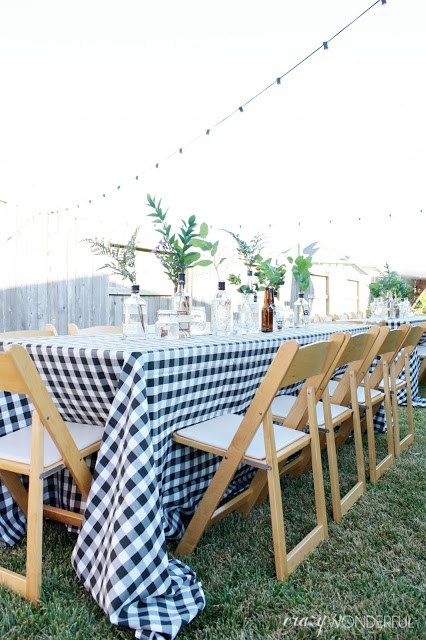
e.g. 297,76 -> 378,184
0,321 -> 420,639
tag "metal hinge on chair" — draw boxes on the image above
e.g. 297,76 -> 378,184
303,424 -> 329,435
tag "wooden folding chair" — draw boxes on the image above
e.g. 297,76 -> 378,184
289,332 -> 379,522
330,326 -> 410,484
388,324 -> 426,456
68,323 -> 122,336
238,332 -> 347,506
173,338 -> 342,580
0,345 -> 103,603
418,342 -> 426,383
0,325 -> 57,339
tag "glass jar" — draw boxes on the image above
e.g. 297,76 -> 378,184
191,306 -> 207,336
123,285 -> 147,337
155,310 -> 179,340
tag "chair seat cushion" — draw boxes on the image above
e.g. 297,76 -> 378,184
271,394 -> 350,426
175,413 -> 306,460
377,379 -> 406,391
328,379 -> 383,403
0,422 -> 104,467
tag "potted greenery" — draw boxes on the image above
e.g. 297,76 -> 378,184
287,255 -> 313,326
369,264 -> 413,319
85,227 -> 139,285
147,194 -> 215,291
85,228 -> 147,334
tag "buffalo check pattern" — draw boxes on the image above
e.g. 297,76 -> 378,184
0,320 -> 421,638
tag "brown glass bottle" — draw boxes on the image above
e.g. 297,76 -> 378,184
261,287 -> 274,332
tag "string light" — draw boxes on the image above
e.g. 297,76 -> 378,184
4,0 -> 389,222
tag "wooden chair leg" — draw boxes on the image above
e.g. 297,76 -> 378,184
364,375 -> 378,484
383,362 -> 395,461
263,412 -> 288,580
307,390 -> 328,539
396,357 -> 415,455
175,453 -> 244,556
391,365 -> 401,458
351,376 -> 366,493
322,388 -> 342,522
25,413 -> 44,603
325,428 -> 342,522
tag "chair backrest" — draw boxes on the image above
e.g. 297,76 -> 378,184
226,338 -> 340,456
68,323 -> 122,336
392,323 -> 426,378
271,333 -> 346,430
368,325 -> 411,389
0,345 -> 93,497
0,325 -> 57,339
328,327 -> 384,405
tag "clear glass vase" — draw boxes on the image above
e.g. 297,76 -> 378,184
293,293 -> 310,327
123,285 -> 147,337
211,282 -> 232,335
173,272 -> 192,338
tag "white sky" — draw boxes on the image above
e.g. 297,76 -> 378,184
0,0 -> 425,275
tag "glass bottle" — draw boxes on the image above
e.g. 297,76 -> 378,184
249,291 -> 260,332
261,287 -> 274,332
173,272 -> 192,338
123,284 -> 147,337
211,281 -> 232,335
293,292 -> 310,327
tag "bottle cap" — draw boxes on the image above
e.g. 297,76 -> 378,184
178,272 -> 185,284
218,281 -> 225,290
131,284 -> 140,293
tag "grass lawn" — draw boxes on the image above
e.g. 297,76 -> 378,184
0,393 -> 425,640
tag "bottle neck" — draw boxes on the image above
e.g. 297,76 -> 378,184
264,287 -> 273,304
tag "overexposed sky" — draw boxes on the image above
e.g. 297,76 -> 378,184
0,0 -> 425,274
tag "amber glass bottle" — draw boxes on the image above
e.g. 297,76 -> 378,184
261,287 -> 274,332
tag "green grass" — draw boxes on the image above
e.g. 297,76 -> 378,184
1,394 -> 425,640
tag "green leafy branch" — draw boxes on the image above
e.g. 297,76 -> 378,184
85,227 -> 139,285
147,194 -> 214,288
254,259 -> 286,292
288,255 -> 312,293
223,229 -> 264,267
369,264 -> 413,301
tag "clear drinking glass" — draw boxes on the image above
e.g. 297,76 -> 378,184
190,306 -> 207,335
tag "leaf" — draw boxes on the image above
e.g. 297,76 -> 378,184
191,238 -> 212,250
183,252 -> 202,266
210,240 -> 219,256
192,259 -> 212,267
199,222 -> 209,238
188,214 -> 196,226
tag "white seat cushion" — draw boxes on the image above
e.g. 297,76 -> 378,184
271,394 -> 350,426
377,378 -> 406,391
328,379 -> 383,403
175,413 -> 306,460
417,345 -> 426,358
0,422 -> 104,467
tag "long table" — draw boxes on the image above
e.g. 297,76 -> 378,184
0,322 -> 420,638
